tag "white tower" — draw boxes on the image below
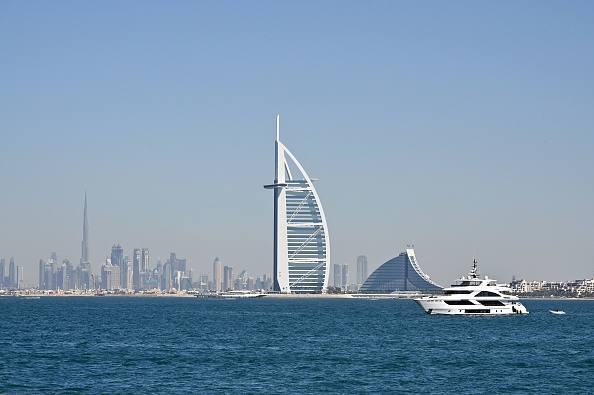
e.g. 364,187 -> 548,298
264,115 -> 330,293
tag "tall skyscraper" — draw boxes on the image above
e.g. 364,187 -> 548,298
59,259 -> 74,291
0,258 -> 6,287
8,257 -> 16,288
78,193 -> 92,289
141,248 -> 149,272
38,259 -> 45,290
16,265 -> 23,289
141,248 -> 149,289
101,258 -> 120,290
111,244 -> 124,288
264,115 -> 330,293
223,265 -> 234,291
213,257 -> 222,293
133,248 -> 141,290
356,255 -> 368,288
161,260 -> 171,291
124,256 -> 133,291
81,193 -> 89,265
342,263 -> 349,288
333,263 -> 342,288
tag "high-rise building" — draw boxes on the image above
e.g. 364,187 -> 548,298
81,193 -> 89,265
38,259 -> 45,290
342,263 -> 349,288
141,248 -> 150,289
8,257 -> 17,288
8,257 -> 16,288
333,263 -> 342,288
59,259 -> 74,291
356,255 -> 368,288
101,258 -> 120,290
264,115 -> 330,293
141,248 -> 149,272
223,265 -> 233,291
176,258 -> 186,273
16,265 -> 23,289
124,257 -> 133,291
111,244 -> 124,288
133,248 -> 141,290
262,274 -> 272,291
162,261 -> 171,291
78,193 -> 92,290
213,257 -> 222,293
0,258 -> 5,287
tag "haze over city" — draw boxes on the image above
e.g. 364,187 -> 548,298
1,1 -> 593,287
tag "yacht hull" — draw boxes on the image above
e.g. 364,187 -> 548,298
415,298 -> 528,315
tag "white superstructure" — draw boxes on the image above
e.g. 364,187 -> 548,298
414,260 -> 529,315
264,115 -> 330,294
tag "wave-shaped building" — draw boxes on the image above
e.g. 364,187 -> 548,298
264,116 -> 330,293
360,246 -> 442,292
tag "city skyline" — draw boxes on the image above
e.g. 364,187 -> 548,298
2,2 -> 594,287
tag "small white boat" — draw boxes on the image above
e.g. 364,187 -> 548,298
549,310 -> 566,315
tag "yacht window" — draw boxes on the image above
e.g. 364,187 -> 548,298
443,290 -> 472,295
445,300 -> 475,305
479,300 -> 505,306
476,291 -> 500,297
464,309 -> 490,314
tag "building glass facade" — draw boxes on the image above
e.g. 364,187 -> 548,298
360,247 -> 442,292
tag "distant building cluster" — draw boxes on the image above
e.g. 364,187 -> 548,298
209,256 -> 273,292
0,194 -> 271,295
330,256 -> 369,291
0,258 -> 24,290
510,278 -> 594,297
0,249 -> 275,294
32,250 -> 274,294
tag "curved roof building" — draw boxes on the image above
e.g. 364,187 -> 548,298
264,116 -> 330,293
360,247 -> 442,292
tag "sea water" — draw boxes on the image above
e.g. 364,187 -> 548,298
1,297 -> 593,394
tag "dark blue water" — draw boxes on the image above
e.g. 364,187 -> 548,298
1,297 -> 593,394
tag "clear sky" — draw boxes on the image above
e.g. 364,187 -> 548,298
1,1 -> 593,287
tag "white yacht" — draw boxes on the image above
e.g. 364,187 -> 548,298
414,260 -> 529,315
195,290 -> 266,299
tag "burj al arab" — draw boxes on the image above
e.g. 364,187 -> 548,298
264,116 -> 330,293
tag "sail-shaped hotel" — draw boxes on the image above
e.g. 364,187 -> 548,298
264,116 -> 330,293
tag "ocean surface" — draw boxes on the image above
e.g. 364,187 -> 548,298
1,297 -> 593,394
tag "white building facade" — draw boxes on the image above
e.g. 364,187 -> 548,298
264,116 -> 330,293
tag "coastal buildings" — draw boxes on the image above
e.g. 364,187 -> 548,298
264,116 -> 330,294
360,246 -> 442,292
332,263 -> 350,289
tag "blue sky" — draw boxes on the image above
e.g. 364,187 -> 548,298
1,1 -> 593,287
